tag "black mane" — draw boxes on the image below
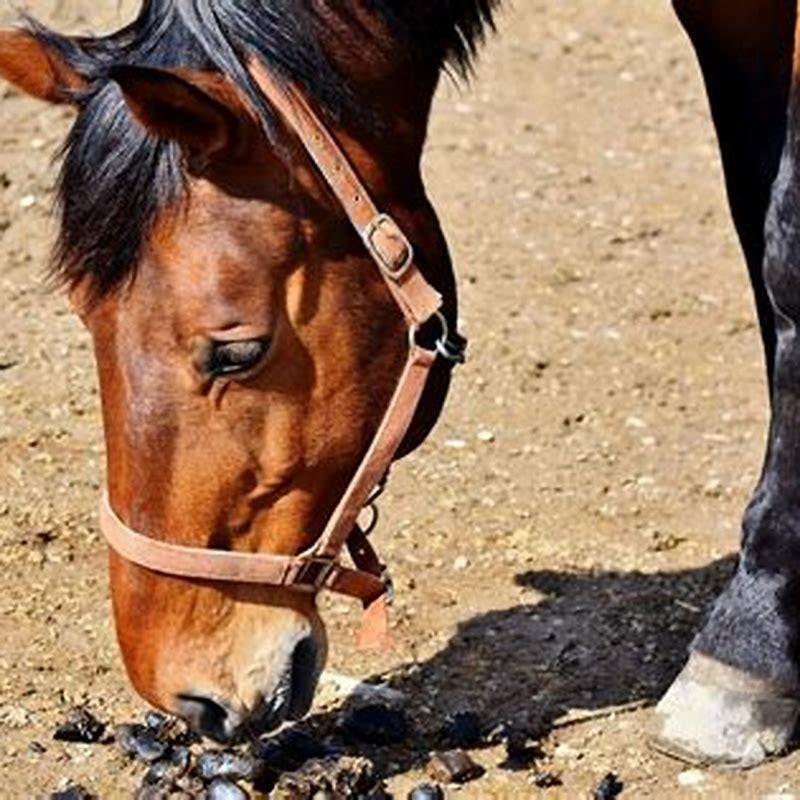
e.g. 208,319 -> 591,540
25,0 -> 498,299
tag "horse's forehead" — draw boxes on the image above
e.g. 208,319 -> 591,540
146,184 -> 301,325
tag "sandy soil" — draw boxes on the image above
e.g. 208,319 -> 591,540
0,0 -> 793,797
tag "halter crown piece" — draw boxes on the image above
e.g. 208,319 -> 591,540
98,58 -> 466,650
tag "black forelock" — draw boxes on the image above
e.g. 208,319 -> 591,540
24,0 -> 498,299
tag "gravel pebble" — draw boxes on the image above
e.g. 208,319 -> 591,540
677,770 -> 706,788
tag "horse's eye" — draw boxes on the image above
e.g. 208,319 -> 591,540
207,338 -> 270,377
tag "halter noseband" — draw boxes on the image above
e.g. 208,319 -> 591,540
98,60 -> 465,649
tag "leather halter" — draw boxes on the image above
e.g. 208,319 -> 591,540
99,60 -> 463,649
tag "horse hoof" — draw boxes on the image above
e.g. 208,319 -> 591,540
651,653 -> 800,768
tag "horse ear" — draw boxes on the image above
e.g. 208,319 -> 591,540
0,29 -> 86,104
111,65 -> 255,166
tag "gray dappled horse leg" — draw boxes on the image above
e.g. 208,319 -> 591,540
653,1 -> 800,767
655,124 -> 800,765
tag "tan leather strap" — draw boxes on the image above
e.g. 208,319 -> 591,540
309,344 -> 436,559
347,525 -> 385,578
98,59 -> 450,644
101,493 -> 388,603
248,60 -> 442,328
101,343 -> 432,592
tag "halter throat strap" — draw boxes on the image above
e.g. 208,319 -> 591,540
98,59 -> 457,648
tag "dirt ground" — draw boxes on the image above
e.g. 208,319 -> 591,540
0,0 -> 793,798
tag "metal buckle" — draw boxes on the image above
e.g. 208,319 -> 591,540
363,213 -> 414,280
294,559 -> 336,591
360,474 -> 388,537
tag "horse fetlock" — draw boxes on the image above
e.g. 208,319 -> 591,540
652,653 -> 800,768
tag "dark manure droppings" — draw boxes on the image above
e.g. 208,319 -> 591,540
196,751 -> 260,783
533,771 -> 563,788
136,772 -> 205,800
170,745 -> 191,771
143,711 -> 199,746
206,778 -> 249,800
272,756 -> 387,799
426,750 -> 484,785
594,773 -> 624,800
501,738 -> 543,770
114,723 -> 169,763
145,711 -> 169,733
53,707 -> 106,744
339,703 -> 409,745
115,723 -> 143,756
408,783 -> 445,800
142,761 -> 172,786
134,730 -> 170,763
143,746 -> 191,785
255,727 -> 337,773
50,785 -> 97,800
439,711 -> 483,748
488,722 -> 543,770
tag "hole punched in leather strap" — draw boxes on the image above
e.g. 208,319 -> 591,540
247,59 -> 442,328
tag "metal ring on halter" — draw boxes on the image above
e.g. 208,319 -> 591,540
360,474 -> 388,536
433,311 -> 467,365
361,501 -> 380,536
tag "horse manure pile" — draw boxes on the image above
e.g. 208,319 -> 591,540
271,757 -> 386,799
46,703 -> 583,798
45,705 -> 395,798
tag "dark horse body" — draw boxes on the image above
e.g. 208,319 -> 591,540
1,0 -> 800,766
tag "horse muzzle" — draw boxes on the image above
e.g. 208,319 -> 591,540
175,634 -> 322,743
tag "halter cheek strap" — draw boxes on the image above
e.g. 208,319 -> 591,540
98,60 -> 465,650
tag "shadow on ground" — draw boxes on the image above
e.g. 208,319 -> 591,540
306,554 -> 736,776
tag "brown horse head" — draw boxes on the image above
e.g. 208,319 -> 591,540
0,2 -> 495,741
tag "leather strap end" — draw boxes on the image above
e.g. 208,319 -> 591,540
356,594 -> 394,651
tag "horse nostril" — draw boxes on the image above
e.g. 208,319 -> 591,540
175,694 -> 238,743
